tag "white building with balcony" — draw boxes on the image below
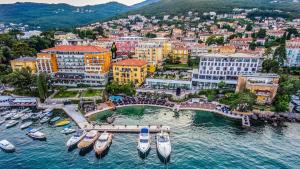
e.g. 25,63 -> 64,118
192,53 -> 263,89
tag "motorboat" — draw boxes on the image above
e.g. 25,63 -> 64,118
156,131 -> 171,163
26,128 -> 46,140
40,117 -> 50,124
30,113 -> 40,121
5,120 -> 19,128
3,113 -> 15,120
21,113 -> 32,121
77,130 -> 100,151
94,132 -> 113,157
0,140 -> 15,152
66,130 -> 86,148
50,116 -> 60,123
11,113 -> 24,120
55,119 -> 70,127
20,121 -> 33,129
0,119 -> 5,125
137,127 -> 151,156
61,127 -> 76,135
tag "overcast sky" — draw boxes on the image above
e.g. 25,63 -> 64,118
0,0 -> 145,6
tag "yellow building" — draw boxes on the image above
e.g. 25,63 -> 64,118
113,59 -> 148,86
10,57 -> 37,73
236,73 -> 280,104
134,42 -> 163,74
171,46 -> 189,64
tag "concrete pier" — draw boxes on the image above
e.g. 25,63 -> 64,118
88,124 -> 170,133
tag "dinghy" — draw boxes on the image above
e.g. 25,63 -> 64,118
11,113 -> 24,120
0,140 -> 15,153
55,119 -> 70,127
50,116 -> 60,123
26,128 -> 46,140
21,113 -> 32,121
40,117 -> 50,124
5,120 -> 18,128
20,121 -> 33,129
61,126 -> 76,135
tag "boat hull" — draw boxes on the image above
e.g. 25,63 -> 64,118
156,148 -> 171,163
94,134 -> 113,158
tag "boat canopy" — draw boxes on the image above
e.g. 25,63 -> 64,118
141,128 -> 149,133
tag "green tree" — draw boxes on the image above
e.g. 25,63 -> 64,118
249,41 -> 256,50
145,32 -> 157,38
0,46 -> 12,64
11,42 -> 36,58
3,67 -> 36,95
245,24 -> 253,31
262,59 -> 279,73
220,90 -> 256,112
274,94 -> 290,112
286,27 -> 299,40
273,45 -> 286,66
256,29 -> 266,38
36,73 -> 49,101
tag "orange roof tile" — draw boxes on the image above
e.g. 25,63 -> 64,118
42,45 -> 108,53
113,59 -> 147,67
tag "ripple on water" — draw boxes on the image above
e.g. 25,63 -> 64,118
1,107 -> 300,169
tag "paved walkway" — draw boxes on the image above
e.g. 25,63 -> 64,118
88,124 -> 170,133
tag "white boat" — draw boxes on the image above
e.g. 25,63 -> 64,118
11,113 -> 24,120
94,132 -> 113,156
20,121 -> 33,129
5,120 -> 19,128
3,113 -> 15,120
77,130 -> 100,151
156,131 -> 171,163
40,117 -> 50,124
137,127 -> 151,156
0,140 -> 15,152
61,128 -> 76,135
66,130 -> 86,148
0,119 -> 5,125
26,128 -> 46,140
21,113 -> 32,121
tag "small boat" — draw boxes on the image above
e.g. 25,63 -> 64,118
0,140 -> 15,153
77,130 -> 100,151
37,111 -> 46,119
55,119 -> 70,127
0,119 -> 5,125
30,114 -> 40,121
20,121 -> 33,129
11,113 -> 24,120
50,116 -> 60,123
94,132 -> 113,157
66,130 -> 86,148
3,113 -> 15,120
61,127 -> 76,135
26,128 -> 46,140
21,113 -> 32,121
156,131 -> 171,163
137,127 -> 151,156
40,117 -> 50,124
5,120 -> 19,128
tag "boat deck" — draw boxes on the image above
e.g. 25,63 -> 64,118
87,125 -> 171,133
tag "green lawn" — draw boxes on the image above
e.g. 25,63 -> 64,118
53,90 -> 78,98
81,89 -> 103,97
164,64 -> 192,70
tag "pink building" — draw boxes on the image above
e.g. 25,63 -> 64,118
115,36 -> 144,56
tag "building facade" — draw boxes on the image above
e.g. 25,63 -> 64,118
236,73 -> 279,104
285,38 -> 300,67
115,36 -> 144,56
37,45 -> 111,87
192,53 -> 263,89
10,57 -> 37,73
113,59 -> 147,86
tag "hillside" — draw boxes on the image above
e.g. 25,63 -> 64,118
0,1 -> 158,30
128,0 -> 300,18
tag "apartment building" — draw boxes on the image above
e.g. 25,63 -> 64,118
37,45 -> 111,87
171,46 -> 189,64
115,36 -> 144,56
134,41 -> 163,73
236,73 -> 279,104
10,57 -> 37,73
113,59 -> 147,86
192,53 -> 263,89
285,38 -> 300,67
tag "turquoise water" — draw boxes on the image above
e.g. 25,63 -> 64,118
1,106 -> 300,169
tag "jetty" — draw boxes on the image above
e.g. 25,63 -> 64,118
88,124 -> 170,133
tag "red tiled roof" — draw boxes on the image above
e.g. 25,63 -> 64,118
42,45 -> 108,52
113,59 -> 147,67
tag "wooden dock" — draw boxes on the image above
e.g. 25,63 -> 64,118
87,124 -> 171,133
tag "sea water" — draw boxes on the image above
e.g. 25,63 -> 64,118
0,106 -> 300,169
